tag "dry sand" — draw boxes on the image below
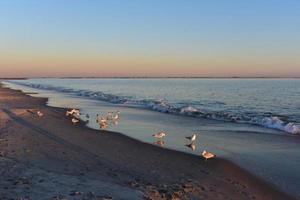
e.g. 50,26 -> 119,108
0,84 -> 296,200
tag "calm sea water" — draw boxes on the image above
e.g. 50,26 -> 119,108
3,78 -> 300,198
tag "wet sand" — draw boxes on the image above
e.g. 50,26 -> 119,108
0,84 -> 296,200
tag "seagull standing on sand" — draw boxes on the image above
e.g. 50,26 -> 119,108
66,109 -> 80,117
37,111 -> 44,117
66,111 -> 72,116
71,118 -> 80,124
73,109 -> 80,119
152,132 -> 167,139
185,133 -> 197,143
202,150 -> 215,161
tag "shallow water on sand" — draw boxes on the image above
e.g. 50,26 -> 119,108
3,80 -> 300,199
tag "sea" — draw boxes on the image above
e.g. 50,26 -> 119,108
3,78 -> 300,198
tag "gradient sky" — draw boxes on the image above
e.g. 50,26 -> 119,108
1,0 -> 300,77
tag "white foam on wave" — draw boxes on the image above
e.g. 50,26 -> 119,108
261,117 -> 300,134
262,117 -> 284,130
180,106 -> 198,114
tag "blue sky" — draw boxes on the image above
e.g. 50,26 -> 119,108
0,0 -> 300,77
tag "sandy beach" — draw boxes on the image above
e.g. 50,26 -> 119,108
0,84 -> 296,200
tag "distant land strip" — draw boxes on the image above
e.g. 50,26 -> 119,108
1,76 -> 300,79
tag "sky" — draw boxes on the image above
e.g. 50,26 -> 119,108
0,0 -> 300,78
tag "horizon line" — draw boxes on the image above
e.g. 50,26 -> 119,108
1,76 -> 300,80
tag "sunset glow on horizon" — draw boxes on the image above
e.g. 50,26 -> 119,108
1,0 -> 300,78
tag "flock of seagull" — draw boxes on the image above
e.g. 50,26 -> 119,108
36,108 -> 216,161
96,111 -> 121,128
65,108 -> 121,129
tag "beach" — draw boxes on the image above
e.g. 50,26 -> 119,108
0,84 -> 296,200
2,0 -> 300,199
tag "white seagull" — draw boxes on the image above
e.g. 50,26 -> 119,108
99,117 -> 108,125
152,131 -> 167,139
185,133 -> 197,142
99,116 -> 108,129
66,109 -> 80,116
71,118 -> 80,124
112,111 -> 120,120
96,114 -> 108,127
37,111 -> 44,117
66,111 -> 71,116
202,150 -> 215,161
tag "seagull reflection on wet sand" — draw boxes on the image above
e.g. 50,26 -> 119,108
154,140 -> 165,147
185,143 -> 196,151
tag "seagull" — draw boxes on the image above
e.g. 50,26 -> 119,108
99,117 -> 108,125
98,116 -> 109,129
185,133 -> 197,142
99,123 -> 108,129
71,118 -> 80,124
66,111 -> 70,116
96,115 -> 108,127
66,109 -> 80,116
152,132 -> 167,139
202,150 -> 215,161
37,111 -> 44,117
112,111 -> 120,120
74,109 -> 80,114
106,112 -> 113,120
185,143 -> 196,151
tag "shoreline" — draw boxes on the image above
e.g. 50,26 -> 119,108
5,80 -> 299,136
0,84 -> 296,200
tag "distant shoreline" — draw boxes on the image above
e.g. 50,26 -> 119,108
1,76 -> 300,79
